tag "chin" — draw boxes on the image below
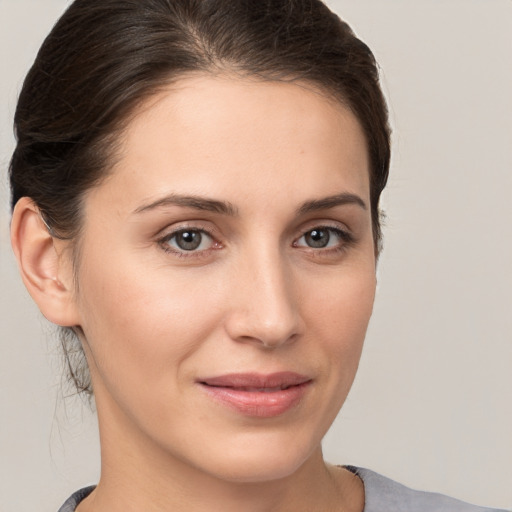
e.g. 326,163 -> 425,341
192,432 -> 321,484
204,456 -> 309,484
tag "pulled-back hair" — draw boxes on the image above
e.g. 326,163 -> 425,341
10,0 -> 391,395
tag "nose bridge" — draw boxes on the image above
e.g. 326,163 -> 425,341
226,240 -> 301,347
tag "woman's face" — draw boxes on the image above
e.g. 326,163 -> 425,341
72,75 -> 376,482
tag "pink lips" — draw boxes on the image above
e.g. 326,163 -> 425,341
198,372 -> 312,418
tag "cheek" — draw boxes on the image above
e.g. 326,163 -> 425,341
303,264 -> 376,396
306,261 -> 376,345
75,253 -> 224,395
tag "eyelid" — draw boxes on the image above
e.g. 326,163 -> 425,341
296,220 -> 353,239
157,223 -> 222,257
293,224 -> 355,250
154,220 -> 355,259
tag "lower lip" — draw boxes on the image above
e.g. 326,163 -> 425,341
200,382 -> 311,418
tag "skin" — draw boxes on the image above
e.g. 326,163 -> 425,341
12,75 -> 376,511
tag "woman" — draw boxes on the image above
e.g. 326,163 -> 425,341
7,0 -> 509,510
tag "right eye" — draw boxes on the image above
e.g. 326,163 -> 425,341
160,229 -> 216,254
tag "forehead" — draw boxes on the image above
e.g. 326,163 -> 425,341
94,74 -> 370,213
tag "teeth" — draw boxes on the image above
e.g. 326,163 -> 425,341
204,383 -> 295,391
237,385 -> 291,392
243,387 -> 278,392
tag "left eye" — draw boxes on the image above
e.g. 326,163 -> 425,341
295,227 -> 347,249
163,229 -> 214,252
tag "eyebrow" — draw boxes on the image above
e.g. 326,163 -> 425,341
297,192 -> 367,215
133,194 -> 239,216
133,191 -> 366,217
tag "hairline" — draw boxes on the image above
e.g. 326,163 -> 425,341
64,69 -> 378,284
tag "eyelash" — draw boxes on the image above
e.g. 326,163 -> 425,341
157,225 -> 354,259
158,226 -> 220,259
292,225 -> 355,259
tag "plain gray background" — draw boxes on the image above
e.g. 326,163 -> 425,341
0,1 -> 511,510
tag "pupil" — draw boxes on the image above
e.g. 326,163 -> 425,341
306,229 -> 329,248
176,231 -> 201,250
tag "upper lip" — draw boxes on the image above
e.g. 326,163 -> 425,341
199,372 -> 311,390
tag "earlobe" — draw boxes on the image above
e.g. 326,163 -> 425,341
10,197 -> 80,327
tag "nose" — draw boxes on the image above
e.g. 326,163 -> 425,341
224,247 -> 303,349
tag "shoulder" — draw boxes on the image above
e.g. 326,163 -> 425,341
348,467 -> 509,512
57,475 -> 510,512
57,486 -> 95,512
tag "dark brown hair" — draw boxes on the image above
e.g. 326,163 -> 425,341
10,0 -> 391,395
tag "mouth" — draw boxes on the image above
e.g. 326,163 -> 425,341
197,372 -> 312,418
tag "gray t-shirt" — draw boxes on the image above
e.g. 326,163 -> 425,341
347,467 -> 508,512
57,467 -> 509,511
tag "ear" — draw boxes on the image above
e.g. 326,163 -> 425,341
10,197 -> 81,327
